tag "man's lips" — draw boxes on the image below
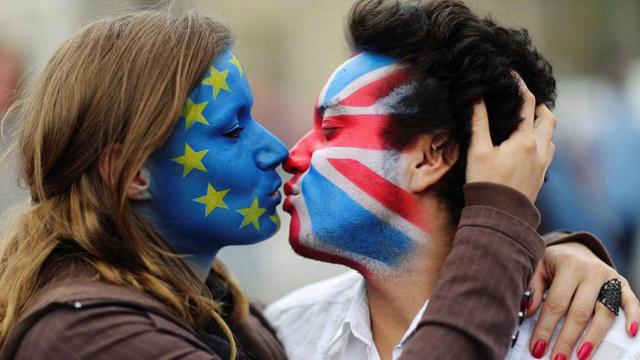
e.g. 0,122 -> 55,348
284,174 -> 301,196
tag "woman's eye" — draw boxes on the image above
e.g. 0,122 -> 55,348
321,127 -> 339,140
223,126 -> 245,139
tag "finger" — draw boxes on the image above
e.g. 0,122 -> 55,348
527,262 -> 546,317
530,270 -> 579,358
620,278 -> 640,337
469,98 -> 492,150
549,282 -> 601,360
512,71 -> 536,133
534,104 -> 557,146
576,302 -> 617,360
545,142 -> 556,169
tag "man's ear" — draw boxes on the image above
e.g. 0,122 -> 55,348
99,145 -> 152,201
408,132 -> 459,193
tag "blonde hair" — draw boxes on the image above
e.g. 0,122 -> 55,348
0,10 -> 249,359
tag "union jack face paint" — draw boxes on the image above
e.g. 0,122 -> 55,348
283,52 -> 431,276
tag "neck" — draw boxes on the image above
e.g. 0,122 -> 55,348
366,227 -> 453,360
134,202 -> 219,283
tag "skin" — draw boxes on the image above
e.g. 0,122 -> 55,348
142,49 -> 288,281
283,52 -> 640,359
104,51 -> 640,359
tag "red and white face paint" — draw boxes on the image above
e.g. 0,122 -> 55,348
283,52 -> 432,276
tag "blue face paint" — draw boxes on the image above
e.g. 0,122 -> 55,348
145,49 -> 288,277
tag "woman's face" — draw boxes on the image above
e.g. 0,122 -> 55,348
146,49 -> 288,262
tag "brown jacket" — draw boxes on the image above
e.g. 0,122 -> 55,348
0,183 -> 612,360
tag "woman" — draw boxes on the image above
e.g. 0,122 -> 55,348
0,9 -> 635,360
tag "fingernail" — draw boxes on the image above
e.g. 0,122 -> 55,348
631,321 -> 638,337
532,339 -> 547,358
577,342 -> 593,360
473,97 -> 482,105
553,354 -> 567,360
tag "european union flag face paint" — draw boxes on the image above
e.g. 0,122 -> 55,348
145,49 -> 288,273
283,52 -> 431,276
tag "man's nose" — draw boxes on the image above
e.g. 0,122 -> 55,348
284,131 -> 314,174
255,125 -> 289,171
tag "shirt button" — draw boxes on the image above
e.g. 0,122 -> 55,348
511,331 -> 520,348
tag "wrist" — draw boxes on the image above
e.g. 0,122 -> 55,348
464,181 -> 541,229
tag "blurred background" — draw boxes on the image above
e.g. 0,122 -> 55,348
1,0 -> 639,303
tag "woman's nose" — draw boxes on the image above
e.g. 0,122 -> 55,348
283,131 -> 314,174
254,126 -> 289,171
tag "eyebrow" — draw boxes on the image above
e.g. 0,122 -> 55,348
317,102 -> 338,117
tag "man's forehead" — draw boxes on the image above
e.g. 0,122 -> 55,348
318,52 -> 400,108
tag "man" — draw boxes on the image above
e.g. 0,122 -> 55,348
266,1 -> 640,359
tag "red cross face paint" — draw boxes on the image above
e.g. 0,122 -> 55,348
283,52 -> 431,276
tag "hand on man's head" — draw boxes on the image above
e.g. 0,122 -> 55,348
465,72 -> 557,202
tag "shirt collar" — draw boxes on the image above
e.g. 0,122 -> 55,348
325,276 -> 430,358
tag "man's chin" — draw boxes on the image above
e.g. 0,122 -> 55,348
288,228 -> 372,277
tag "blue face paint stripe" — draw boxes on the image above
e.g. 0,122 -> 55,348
301,165 -> 414,266
321,52 -> 396,105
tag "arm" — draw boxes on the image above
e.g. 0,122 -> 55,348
544,231 -> 613,267
402,80 -> 554,359
400,182 -> 542,359
14,305 -> 222,360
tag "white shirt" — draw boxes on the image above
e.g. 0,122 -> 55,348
265,271 -> 640,360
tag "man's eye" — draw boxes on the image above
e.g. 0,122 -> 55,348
321,127 -> 339,140
223,126 -> 245,139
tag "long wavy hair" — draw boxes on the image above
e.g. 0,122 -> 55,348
0,10 -> 248,359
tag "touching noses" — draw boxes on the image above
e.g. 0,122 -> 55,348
255,126 -> 289,171
284,131 -> 314,175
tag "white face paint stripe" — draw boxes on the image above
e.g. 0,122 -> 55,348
313,147 -> 405,187
318,55 -> 366,106
330,64 -> 404,104
324,103 -> 392,117
293,179 -> 391,273
310,152 -> 427,243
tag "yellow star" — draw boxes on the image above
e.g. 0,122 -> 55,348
237,197 -> 266,231
269,214 -> 280,229
229,53 -> 244,77
181,97 -> 209,130
171,143 -> 208,177
194,183 -> 230,217
202,66 -> 231,99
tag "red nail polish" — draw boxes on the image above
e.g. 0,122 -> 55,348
631,321 -> 638,337
577,342 -> 593,360
553,354 -> 567,360
532,339 -> 547,358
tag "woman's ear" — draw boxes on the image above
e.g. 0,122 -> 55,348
408,132 -> 459,193
99,145 -> 152,201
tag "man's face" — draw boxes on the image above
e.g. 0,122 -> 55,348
283,52 -> 431,275
146,49 -> 288,266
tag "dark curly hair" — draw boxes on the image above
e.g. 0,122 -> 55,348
347,0 -> 556,223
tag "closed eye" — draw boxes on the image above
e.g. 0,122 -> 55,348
223,126 -> 245,139
321,127 -> 339,140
